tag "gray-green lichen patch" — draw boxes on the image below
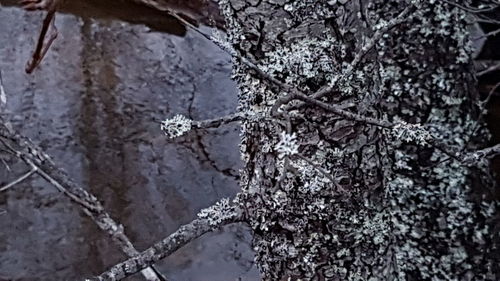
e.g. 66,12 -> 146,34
197,198 -> 238,226
219,0 -> 499,279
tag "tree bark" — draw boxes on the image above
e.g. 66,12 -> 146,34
218,0 -> 499,280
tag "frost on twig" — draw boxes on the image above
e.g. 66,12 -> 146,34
392,121 -> 431,144
160,114 -> 192,139
275,132 -> 299,158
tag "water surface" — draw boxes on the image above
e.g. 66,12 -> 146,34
0,1 -> 258,280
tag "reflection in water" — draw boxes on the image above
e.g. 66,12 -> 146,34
0,1 -> 258,281
79,17 -> 134,273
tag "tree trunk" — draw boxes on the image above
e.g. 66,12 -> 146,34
219,0 -> 499,280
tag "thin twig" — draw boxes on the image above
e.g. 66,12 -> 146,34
350,7 -> 413,76
292,92 -> 394,128
286,92 -> 498,166
191,112 -> 248,129
312,6 -> 414,101
463,143 -> 500,164
477,62 -> 500,77
88,207 -> 243,281
26,10 -> 58,74
0,69 -> 6,105
0,118 -> 166,281
271,6 -> 414,114
476,16 -> 500,25
1,158 -> 11,172
482,81 -> 500,108
442,0 -> 499,13
0,167 -> 37,192
473,27 -> 500,41
294,154 -> 346,193
25,158 -> 101,211
467,80 -> 500,142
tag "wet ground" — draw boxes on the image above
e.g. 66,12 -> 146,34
0,1 -> 259,280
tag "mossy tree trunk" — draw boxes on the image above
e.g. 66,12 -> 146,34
218,0 -> 499,280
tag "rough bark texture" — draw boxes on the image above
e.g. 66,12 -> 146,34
218,0 -> 499,280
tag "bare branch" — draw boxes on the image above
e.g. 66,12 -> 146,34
477,62 -> 500,77
270,6 -> 414,115
463,143 -> 500,164
304,6 -> 414,102
191,112 -> 248,129
25,157 -> 105,211
0,69 -> 6,105
478,143 -> 500,158
0,166 -> 37,192
88,204 -> 243,281
0,118 -> 166,281
348,7 -> 414,77
473,27 -> 500,41
466,80 -> 500,143
482,81 -> 500,108
294,154 -> 346,193
25,11 -> 58,74
282,92 -> 493,168
476,16 -> 500,24
1,158 -> 11,172
441,0 -> 499,13
291,92 -> 394,128
161,112 -> 259,139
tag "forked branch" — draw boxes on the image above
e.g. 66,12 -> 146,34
87,202 -> 243,281
0,117 -> 166,281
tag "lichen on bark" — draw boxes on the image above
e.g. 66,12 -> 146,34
218,0 -> 499,280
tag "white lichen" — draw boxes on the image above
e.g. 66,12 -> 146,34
160,114 -> 192,139
276,132 -> 299,158
392,121 -> 431,144
197,198 -> 236,226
